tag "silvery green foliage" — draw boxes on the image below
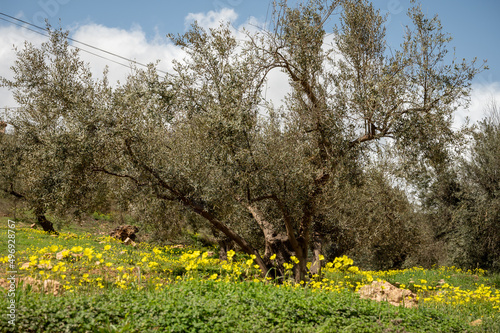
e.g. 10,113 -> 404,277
1,26 -> 113,229
1,1 -> 484,279
452,102 -> 500,270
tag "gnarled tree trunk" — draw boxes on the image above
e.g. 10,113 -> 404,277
310,231 -> 324,276
36,213 -> 58,234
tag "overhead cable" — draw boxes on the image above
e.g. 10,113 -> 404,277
0,12 -> 169,76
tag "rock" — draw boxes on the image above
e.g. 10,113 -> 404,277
470,319 -> 482,326
0,277 -> 61,295
37,263 -> 53,270
22,277 -> 61,296
110,225 -> 139,242
56,250 -> 70,260
357,281 -> 418,308
0,278 -> 13,290
123,237 -> 137,247
42,279 -> 61,295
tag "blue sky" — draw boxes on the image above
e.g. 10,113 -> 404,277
2,0 -> 498,77
1,0 -> 499,124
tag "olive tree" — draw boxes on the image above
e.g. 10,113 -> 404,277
451,101 -> 500,270
225,0 -> 482,279
97,0 -> 482,281
0,27 -> 112,232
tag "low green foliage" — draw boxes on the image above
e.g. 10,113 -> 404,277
92,211 -> 113,222
0,280 -> 477,333
0,226 -> 499,332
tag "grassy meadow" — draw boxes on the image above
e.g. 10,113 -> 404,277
1,222 -> 499,332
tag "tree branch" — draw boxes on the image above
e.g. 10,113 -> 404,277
91,167 -> 146,187
2,184 -> 24,199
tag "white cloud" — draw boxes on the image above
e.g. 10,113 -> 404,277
71,23 -> 184,84
261,68 -> 290,108
453,81 -> 500,128
0,8 -> 264,114
0,25 -> 48,111
0,23 -> 185,113
2,8 -> 499,132
184,8 -> 238,30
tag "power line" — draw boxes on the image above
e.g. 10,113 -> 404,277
0,16 -> 138,71
0,12 -> 170,77
0,16 -> 48,38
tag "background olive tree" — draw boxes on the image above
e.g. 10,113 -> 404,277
0,27 -> 113,232
461,101 -> 500,270
437,101 -> 500,271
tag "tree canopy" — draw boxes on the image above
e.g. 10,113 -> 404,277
0,0 -> 488,280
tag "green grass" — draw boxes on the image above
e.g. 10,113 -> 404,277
0,221 -> 499,332
0,280 -> 478,333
